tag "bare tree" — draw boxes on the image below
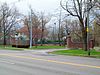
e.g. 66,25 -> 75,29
32,12 -> 41,47
93,21 -> 100,46
40,12 -> 50,46
24,17 -> 30,40
63,19 -> 82,41
0,3 -> 19,45
94,0 -> 100,26
60,0 -> 96,50
93,0 -> 100,46
24,9 -> 41,47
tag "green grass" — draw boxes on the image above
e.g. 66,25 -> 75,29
31,45 -> 65,49
0,45 -> 24,51
0,45 -> 65,50
51,49 -> 100,58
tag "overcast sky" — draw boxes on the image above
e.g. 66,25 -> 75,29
0,0 -> 69,27
0,0 -> 61,15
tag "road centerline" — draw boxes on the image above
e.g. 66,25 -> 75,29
0,53 -> 100,69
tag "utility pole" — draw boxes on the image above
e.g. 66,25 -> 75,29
29,7 -> 33,48
87,0 -> 91,56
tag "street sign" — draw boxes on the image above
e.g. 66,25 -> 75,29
86,27 -> 89,32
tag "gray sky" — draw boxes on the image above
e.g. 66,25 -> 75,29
0,0 -> 60,15
0,0 -> 69,27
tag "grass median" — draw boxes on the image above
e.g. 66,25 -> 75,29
50,49 -> 100,58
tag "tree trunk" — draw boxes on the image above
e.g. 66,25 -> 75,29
82,30 -> 87,51
3,33 -> 6,46
40,32 -> 43,46
80,18 -> 88,51
35,38 -> 38,48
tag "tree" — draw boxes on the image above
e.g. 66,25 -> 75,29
24,11 -> 41,46
60,0 -> 96,50
92,0 -> 100,46
93,20 -> 100,46
0,3 -> 19,45
24,17 -> 30,40
63,19 -> 82,42
40,12 -> 50,46
94,0 -> 100,26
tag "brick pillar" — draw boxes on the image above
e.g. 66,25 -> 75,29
89,39 -> 94,49
67,35 -> 72,48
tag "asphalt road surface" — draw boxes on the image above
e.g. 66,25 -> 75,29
0,49 -> 100,75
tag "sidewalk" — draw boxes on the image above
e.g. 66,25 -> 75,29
94,47 -> 100,52
24,48 -> 69,55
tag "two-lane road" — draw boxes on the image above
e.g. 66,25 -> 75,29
0,50 -> 100,75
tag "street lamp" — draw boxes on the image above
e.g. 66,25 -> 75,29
54,22 -> 56,41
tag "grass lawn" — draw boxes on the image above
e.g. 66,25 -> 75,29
31,45 -> 65,49
0,45 -> 24,50
0,45 -> 65,50
51,49 -> 100,58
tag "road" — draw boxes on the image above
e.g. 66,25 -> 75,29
0,49 -> 100,75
